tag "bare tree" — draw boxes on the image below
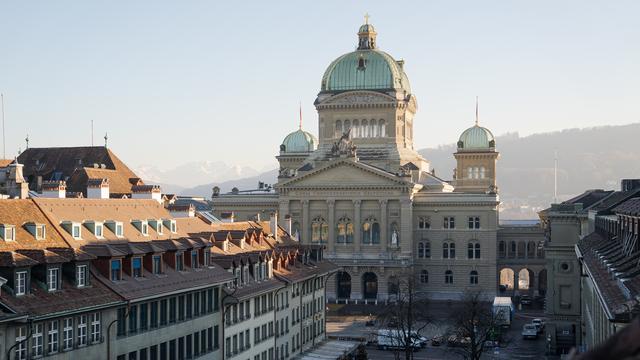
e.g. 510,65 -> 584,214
378,270 -> 430,360
450,290 -> 501,360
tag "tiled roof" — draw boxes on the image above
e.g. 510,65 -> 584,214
613,197 -> 640,216
0,159 -> 14,167
17,147 -> 141,194
591,190 -> 640,213
274,261 -> 339,283
0,199 -> 70,251
15,249 -> 69,264
0,251 -> 39,267
0,274 -> 122,317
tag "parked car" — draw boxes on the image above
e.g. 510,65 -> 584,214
412,334 -> 428,348
532,318 -> 545,333
447,335 -> 459,347
431,336 -> 443,346
520,295 -> 532,306
484,340 -> 500,349
522,324 -> 538,339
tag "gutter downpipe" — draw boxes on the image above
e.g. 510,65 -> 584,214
273,285 -> 287,358
5,318 -> 32,360
107,301 -> 131,360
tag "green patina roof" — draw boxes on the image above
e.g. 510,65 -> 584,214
458,125 -> 496,151
281,129 -> 317,153
320,49 -> 411,93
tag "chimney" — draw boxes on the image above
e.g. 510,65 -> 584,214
41,180 -> 66,198
7,162 -> 29,199
87,178 -> 110,199
284,214 -> 292,236
131,184 -> 163,203
220,212 -> 235,223
269,212 -> 278,241
168,204 -> 195,218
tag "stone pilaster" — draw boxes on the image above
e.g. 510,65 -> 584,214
353,200 -> 362,253
302,200 -> 310,244
379,199 -> 388,249
400,198 -> 413,255
327,199 -> 335,253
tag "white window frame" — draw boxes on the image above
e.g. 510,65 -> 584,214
15,271 -> 27,296
47,320 -> 59,354
170,220 -> 177,233
90,313 -> 101,343
152,255 -> 162,274
191,250 -> 198,269
4,226 -> 15,241
95,223 -> 104,238
72,224 -> 81,239
35,224 -> 46,240
32,323 -> 44,358
132,257 -> 143,278
115,222 -> 123,237
141,222 -> 148,236
63,318 -> 73,351
156,221 -> 163,235
48,267 -> 59,291
15,326 -> 27,360
76,265 -> 87,287
77,315 -> 87,347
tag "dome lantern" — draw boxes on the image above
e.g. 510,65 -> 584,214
357,14 -> 377,50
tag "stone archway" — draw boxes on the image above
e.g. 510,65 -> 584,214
518,268 -> 534,290
336,271 -> 352,299
362,272 -> 378,299
499,268 -> 515,291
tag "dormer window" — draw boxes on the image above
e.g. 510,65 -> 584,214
110,259 -> 122,281
84,221 -> 104,238
76,264 -> 88,287
15,270 -> 27,296
0,225 -> 15,241
25,223 -> 46,240
61,221 -> 82,240
47,267 -> 60,292
132,257 -> 143,278
132,220 -> 149,236
162,219 -> 177,233
176,253 -> 184,271
148,219 -> 163,235
204,251 -> 210,267
191,250 -> 198,269
105,221 -> 124,237
152,255 -> 162,274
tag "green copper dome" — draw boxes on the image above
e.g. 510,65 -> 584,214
320,22 -> 411,93
458,125 -> 496,151
281,129 -> 317,153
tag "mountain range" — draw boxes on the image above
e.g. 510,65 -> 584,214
139,123 -> 640,218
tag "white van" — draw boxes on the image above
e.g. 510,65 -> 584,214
377,329 -> 422,350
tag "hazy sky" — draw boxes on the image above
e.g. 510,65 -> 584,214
2,1 -> 639,170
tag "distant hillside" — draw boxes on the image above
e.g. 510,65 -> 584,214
421,123 -> 640,204
180,124 -> 640,214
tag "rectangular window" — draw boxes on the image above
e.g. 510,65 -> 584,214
178,337 -> 184,360
32,323 -> 44,357
116,223 -> 124,237
211,326 -> 216,350
169,297 -> 177,323
152,255 -> 162,274
77,315 -> 87,345
213,287 -> 219,312
76,264 -> 87,287
72,224 -> 81,239
186,293 -> 193,319
191,250 -> 198,269
95,224 -> 103,237
178,295 -> 185,321
91,313 -> 101,343
111,259 -> 122,281
468,216 -> 480,229
141,222 -> 148,236
139,303 -> 148,331
162,299 -> 170,325
204,251 -> 210,267
36,224 -> 46,239
63,318 -> 73,351
4,226 -> 15,241
150,345 -> 158,360
186,334 -> 192,359
444,217 -> 455,229
128,305 -> 138,334
176,253 -> 184,271
48,320 -> 59,354
132,257 -> 143,278
194,332 -> 200,357
150,301 -> 159,328
47,267 -> 59,291
15,326 -> 27,360
15,271 -> 27,295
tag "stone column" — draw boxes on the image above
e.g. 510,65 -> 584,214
400,198 -> 413,255
327,199 -> 335,253
379,199 -> 388,251
302,200 -> 310,244
353,200 -> 361,253
514,271 -> 519,291
278,200 -> 289,225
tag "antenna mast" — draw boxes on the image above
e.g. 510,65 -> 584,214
1,93 -> 5,159
554,150 -> 558,203
91,120 -> 94,146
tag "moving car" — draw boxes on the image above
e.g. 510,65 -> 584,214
522,324 -> 538,339
532,318 -> 545,333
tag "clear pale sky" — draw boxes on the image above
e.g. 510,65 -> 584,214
1,1 -> 639,170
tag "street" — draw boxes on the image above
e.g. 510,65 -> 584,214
327,302 -> 554,359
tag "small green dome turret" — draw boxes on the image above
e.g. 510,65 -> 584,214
280,129 -> 317,153
457,125 -> 496,151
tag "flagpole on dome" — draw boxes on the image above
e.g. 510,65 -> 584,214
299,102 -> 303,130
475,96 -> 479,126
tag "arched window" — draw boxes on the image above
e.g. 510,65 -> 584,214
311,216 -> 328,243
352,120 -> 359,138
498,241 -> 506,258
470,270 -> 479,284
418,242 -> 424,258
292,221 -> 301,241
362,217 -> 380,244
443,241 -> 455,259
361,120 -> 368,137
336,216 -> 354,244
467,167 -> 473,179
527,241 -> 536,258
445,270 -> 453,284
474,167 -> 480,179
517,242 -> 526,258
480,166 -> 486,179
420,270 -> 428,284
335,121 -> 342,138
370,119 -> 377,137
389,222 -> 398,246
510,241 -> 516,258
468,242 -> 481,259
378,120 -> 386,137
344,120 -> 351,134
